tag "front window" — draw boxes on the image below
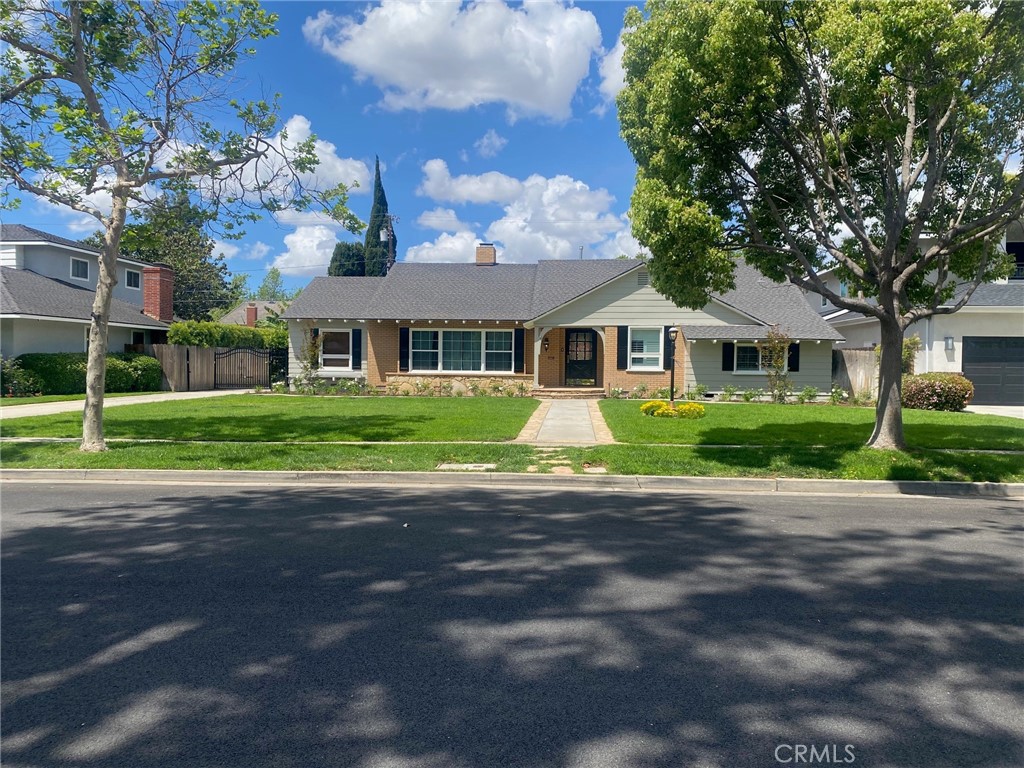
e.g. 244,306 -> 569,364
126,269 -> 141,289
320,330 -> 352,369
629,327 -> 662,370
735,344 -> 761,372
410,329 -> 516,373
71,258 -> 89,281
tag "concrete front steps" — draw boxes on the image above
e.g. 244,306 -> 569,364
530,387 -> 605,400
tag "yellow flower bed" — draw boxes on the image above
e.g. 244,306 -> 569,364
640,400 -> 706,419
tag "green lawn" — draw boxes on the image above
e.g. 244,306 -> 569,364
599,400 -> 1024,451
0,395 -> 540,443
1,391 -> 163,407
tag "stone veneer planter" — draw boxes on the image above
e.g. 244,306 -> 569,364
384,373 -> 533,396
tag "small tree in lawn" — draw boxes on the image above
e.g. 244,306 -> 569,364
619,0 -> 1023,450
762,327 -> 793,404
1,0 -> 362,451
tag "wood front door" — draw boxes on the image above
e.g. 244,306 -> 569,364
565,329 -> 597,386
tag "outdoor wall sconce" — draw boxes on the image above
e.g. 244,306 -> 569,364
543,337 -> 550,352
945,336 -> 955,351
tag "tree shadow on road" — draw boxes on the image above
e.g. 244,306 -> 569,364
2,486 -> 1021,767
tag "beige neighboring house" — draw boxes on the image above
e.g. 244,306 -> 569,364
0,224 -> 173,358
220,300 -> 288,327
281,243 -> 843,397
804,222 -> 1024,405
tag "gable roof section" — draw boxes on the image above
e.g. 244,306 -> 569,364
951,281 -> 1024,307
0,267 -> 168,328
1,223 -> 101,253
282,257 -> 843,340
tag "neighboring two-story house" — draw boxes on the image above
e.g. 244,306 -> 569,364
805,222 -> 1024,405
282,244 -> 843,397
0,224 -> 173,358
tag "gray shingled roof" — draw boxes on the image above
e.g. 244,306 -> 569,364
0,267 -> 168,327
952,281 -> 1024,307
282,258 -> 843,340
1,223 -> 100,252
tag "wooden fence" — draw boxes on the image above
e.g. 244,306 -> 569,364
832,348 -> 877,397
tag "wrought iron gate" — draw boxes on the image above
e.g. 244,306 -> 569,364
214,347 -> 287,389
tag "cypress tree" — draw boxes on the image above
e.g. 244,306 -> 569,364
328,240 -> 365,276
363,156 -> 395,276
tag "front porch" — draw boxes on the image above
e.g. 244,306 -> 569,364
533,327 -> 607,391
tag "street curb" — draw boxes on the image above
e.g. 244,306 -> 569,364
2,469 -> 1021,498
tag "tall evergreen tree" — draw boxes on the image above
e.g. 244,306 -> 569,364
328,240 -> 365,276
363,156 -> 396,276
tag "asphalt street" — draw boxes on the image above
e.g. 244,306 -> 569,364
2,482 -> 1021,768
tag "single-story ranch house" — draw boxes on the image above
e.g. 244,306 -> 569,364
281,244 -> 842,397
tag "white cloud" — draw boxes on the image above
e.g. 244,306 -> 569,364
416,207 -> 473,233
405,230 -> 480,264
215,240 -> 272,262
408,160 -> 645,264
303,1 -> 602,121
272,225 -> 339,276
596,31 -> 627,114
474,129 -> 508,159
418,159 -> 522,204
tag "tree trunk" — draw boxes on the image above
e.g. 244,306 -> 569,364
80,194 -> 129,452
866,317 -> 906,450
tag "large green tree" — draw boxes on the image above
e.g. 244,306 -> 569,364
1,0 -> 361,451
619,0 -> 1023,450
85,193 -> 244,320
328,240 -> 365,276
252,267 -> 295,302
363,156 -> 396,277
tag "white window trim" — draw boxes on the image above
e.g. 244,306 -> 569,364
318,328 -> 355,371
70,257 -> 89,282
627,326 -> 663,372
408,327 -> 516,375
732,342 -> 788,375
125,268 -> 141,290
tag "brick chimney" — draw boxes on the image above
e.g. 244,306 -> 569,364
142,264 -> 174,324
475,242 -> 497,266
245,302 -> 258,327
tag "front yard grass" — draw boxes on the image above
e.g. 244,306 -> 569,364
599,400 -> 1024,452
0,394 -> 540,443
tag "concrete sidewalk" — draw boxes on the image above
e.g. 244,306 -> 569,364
516,399 -> 615,445
0,389 -> 251,419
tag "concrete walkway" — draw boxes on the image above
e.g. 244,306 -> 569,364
0,389 -> 250,419
517,399 -> 615,445
964,404 -> 1024,420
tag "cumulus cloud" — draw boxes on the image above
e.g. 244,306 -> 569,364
405,230 -> 481,263
409,160 -> 646,264
303,1 -> 602,121
215,240 -> 272,262
474,129 -> 508,159
418,159 -> 522,204
272,225 -> 339,276
416,207 -> 473,233
596,30 -> 627,114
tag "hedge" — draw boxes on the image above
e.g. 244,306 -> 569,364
15,353 -> 164,395
1,358 -> 43,397
902,372 -> 974,412
167,321 -> 286,349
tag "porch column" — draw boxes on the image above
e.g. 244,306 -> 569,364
533,326 -> 551,388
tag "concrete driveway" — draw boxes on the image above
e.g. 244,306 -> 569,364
2,482 -> 1020,768
0,388 -> 250,419
965,404 -> 1024,419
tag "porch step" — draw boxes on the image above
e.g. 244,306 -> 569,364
531,387 -> 605,400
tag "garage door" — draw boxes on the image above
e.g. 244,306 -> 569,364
962,337 -> 1024,405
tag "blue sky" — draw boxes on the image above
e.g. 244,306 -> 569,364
6,1 -> 643,294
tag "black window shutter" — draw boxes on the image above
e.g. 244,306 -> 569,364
787,342 -> 800,372
351,329 -> 362,370
399,327 -> 410,372
722,342 -> 735,371
617,326 -> 629,370
311,327 -> 319,339
663,326 -> 672,371
513,328 -> 525,373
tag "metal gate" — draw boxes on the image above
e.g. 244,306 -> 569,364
214,347 -> 288,389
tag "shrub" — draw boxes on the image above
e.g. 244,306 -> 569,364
1,358 -> 42,397
720,385 -> 739,402
167,321 -> 285,349
631,383 -> 649,399
15,352 -> 163,394
902,373 -> 974,412
829,386 -> 848,405
687,384 -> 710,401
609,387 -> 626,399
796,386 -> 819,404
640,399 -> 669,415
438,380 -> 454,397
675,402 -> 706,419
742,388 -> 765,402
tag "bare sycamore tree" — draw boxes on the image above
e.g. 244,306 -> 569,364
620,0 -> 1023,449
1,0 -> 361,451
